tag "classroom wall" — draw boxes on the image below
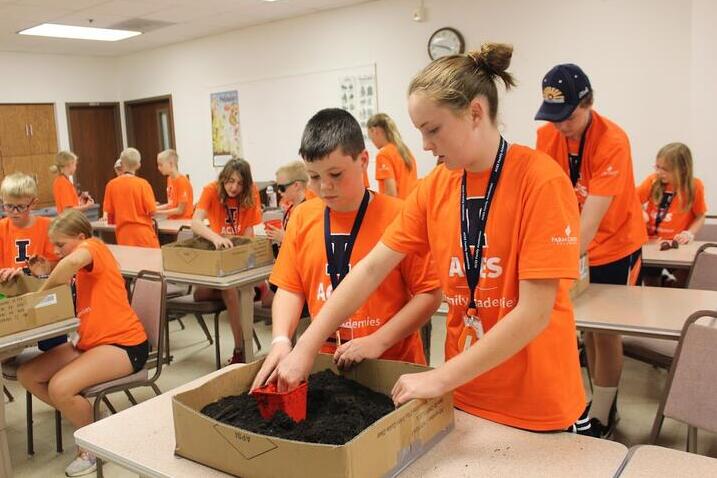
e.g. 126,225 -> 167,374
114,0 -> 701,205
0,52 -> 119,152
2,0 -> 710,209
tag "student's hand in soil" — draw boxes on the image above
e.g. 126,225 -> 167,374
265,225 -> 285,244
270,346 -> 314,392
333,337 -> 384,370
251,341 -> 292,391
391,370 -> 448,407
212,236 -> 235,249
0,267 -> 22,283
26,256 -> 51,277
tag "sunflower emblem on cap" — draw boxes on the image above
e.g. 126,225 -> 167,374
543,86 -> 565,104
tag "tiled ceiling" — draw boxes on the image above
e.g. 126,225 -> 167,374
0,0 -> 373,56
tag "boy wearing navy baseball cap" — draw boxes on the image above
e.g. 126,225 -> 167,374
535,64 -> 647,439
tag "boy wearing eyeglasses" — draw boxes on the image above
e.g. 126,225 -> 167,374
0,172 -> 67,349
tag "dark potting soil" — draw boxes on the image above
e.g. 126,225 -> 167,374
200,370 -> 395,445
169,236 -> 250,250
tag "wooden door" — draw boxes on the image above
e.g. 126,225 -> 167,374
0,105 -> 31,157
125,97 -> 175,202
26,104 -> 58,155
67,104 -> 123,208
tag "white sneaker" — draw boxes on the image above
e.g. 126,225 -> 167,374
65,451 -> 97,477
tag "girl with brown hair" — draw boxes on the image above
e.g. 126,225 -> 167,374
367,113 -> 418,198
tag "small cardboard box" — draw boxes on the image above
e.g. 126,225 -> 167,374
569,254 -> 590,300
161,237 -> 273,277
0,275 -> 75,338
173,355 -> 455,478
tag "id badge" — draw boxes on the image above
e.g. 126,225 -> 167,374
458,312 -> 484,351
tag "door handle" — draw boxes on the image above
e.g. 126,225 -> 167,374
25,124 -> 29,136
29,124 -> 33,136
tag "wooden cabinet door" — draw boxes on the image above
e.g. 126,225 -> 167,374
30,154 -> 57,206
26,104 -> 58,155
0,105 -> 31,157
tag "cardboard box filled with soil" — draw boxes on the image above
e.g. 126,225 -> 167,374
162,236 -> 273,277
173,355 -> 455,478
0,275 -> 75,338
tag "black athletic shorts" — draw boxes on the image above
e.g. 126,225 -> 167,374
113,340 -> 149,373
589,248 -> 642,286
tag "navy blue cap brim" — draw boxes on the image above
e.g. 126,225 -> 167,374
534,101 -> 577,122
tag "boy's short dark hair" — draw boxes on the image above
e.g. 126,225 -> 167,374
299,108 -> 365,162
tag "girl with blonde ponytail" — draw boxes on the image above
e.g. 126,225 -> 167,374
271,43 -> 591,435
51,150 -> 94,213
367,113 -> 418,198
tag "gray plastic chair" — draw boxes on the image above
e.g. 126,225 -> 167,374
649,310 -> 717,453
623,243 -> 717,368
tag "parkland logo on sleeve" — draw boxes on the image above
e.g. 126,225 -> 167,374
14,239 -> 31,264
551,224 -> 578,246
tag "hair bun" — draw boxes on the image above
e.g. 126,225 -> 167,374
469,43 -> 513,75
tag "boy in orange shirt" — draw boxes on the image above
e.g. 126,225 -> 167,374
367,113 -> 418,199
192,158 -> 263,364
103,148 -> 159,248
251,109 -> 441,389
266,46 -> 590,435
18,209 -> 148,476
50,151 -> 95,213
535,64 -> 647,437
155,149 -> 194,220
0,173 -> 66,350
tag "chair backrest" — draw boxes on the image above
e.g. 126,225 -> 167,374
694,223 -> 717,242
656,310 -> 717,435
130,270 -> 166,354
176,225 -> 193,243
686,243 -> 717,291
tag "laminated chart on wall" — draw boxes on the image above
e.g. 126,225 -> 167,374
210,90 -> 243,167
339,72 -> 377,139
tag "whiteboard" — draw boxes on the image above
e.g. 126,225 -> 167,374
209,63 -> 378,184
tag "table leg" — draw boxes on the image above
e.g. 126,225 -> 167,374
238,285 -> 255,362
0,375 -> 12,477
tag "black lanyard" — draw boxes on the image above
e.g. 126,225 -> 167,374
568,117 -> 591,187
324,189 -> 370,290
461,137 -> 508,316
653,191 -> 675,235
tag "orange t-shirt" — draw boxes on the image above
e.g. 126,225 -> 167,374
53,175 -> 79,213
537,111 -> 647,266
103,174 -> 159,248
270,194 -> 439,364
637,174 -> 707,240
375,143 -> 418,199
75,238 -> 147,351
382,144 -> 585,431
197,182 -> 262,235
0,217 -> 57,268
305,188 -> 318,200
166,174 -> 194,219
